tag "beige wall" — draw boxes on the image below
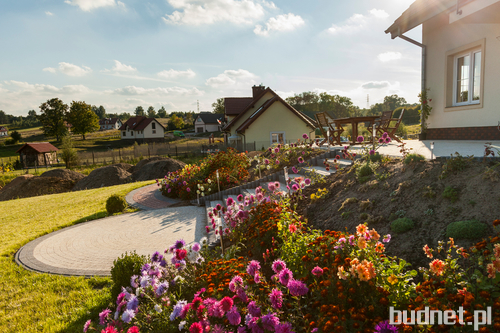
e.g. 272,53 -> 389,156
228,96 -> 315,149
143,120 -> 165,138
423,3 -> 500,129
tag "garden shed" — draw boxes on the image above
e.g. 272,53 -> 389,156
16,142 -> 59,168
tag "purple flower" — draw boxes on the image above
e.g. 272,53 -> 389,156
264,159 -> 269,165
379,138 -> 384,144
262,313 -> 280,331
192,242 -> 201,252
227,197 -> 234,206
291,184 -> 299,191
304,178 -> 311,185
122,309 -> 136,323
216,204 -> 222,211
227,306 -> 241,325
183,181 -> 187,186
229,275 -> 243,292
383,234 -> 391,243
274,147 -> 279,153
382,132 -> 388,139
247,260 -> 261,276
156,282 -> 169,296
247,301 -> 261,317
278,268 -> 293,286
130,275 -> 138,288
269,288 -> 283,309
385,137 -> 392,143
186,187 -> 191,192
268,183 -> 276,192
287,279 -> 309,296
237,194 -> 243,202
374,320 -> 398,332
127,295 -> 139,311
275,322 -> 294,333
175,239 -> 186,249
357,135 -> 364,143
152,251 -> 162,262
302,133 -> 309,139
272,260 -> 286,273
168,188 -> 171,193
369,149 -> 375,155
291,166 -> 298,174
275,159 -> 280,164
99,309 -> 111,325
83,319 -> 91,332
298,156 -> 304,163
311,266 -> 324,276
254,273 -> 261,283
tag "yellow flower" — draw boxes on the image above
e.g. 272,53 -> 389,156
388,274 -> 398,285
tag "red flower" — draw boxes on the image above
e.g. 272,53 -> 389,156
127,327 -> 140,333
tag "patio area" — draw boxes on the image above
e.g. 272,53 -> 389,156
318,140 -> 500,160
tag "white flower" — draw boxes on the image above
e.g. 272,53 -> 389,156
267,165 -> 270,170
135,287 -> 142,296
201,186 -> 204,191
187,250 -> 198,262
207,179 -> 212,183
155,304 -> 163,313
179,321 -> 186,330
197,190 -> 200,194
174,275 -> 185,283
200,237 -> 208,244
197,184 -> 200,188
201,193 -> 205,197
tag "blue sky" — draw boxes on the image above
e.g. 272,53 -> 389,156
0,0 -> 422,116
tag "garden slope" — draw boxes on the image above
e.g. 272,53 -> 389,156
298,159 -> 500,269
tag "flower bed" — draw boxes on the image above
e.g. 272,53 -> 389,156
85,188 -> 500,332
157,148 -> 250,200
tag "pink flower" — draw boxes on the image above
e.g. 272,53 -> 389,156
186,187 -> 191,192
247,260 -> 261,276
269,288 -> 283,309
311,266 -> 324,276
189,322 -> 203,333
357,135 -> 364,143
220,296 -> 234,312
289,224 -> 297,233
227,306 -> 241,325
127,327 -> 140,333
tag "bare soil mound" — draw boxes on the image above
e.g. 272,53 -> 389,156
0,175 -> 76,201
72,163 -> 134,191
134,157 -> 168,171
40,169 -> 86,182
131,158 -> 186,182
297,158 -> 500,269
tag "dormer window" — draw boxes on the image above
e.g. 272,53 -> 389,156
152,122 -> 156,130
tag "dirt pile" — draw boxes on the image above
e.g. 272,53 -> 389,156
72,163 -> 134,191
131,158 -> 186,182
297,159 -> 500,269
0,174 -> 76,201
40,169 -> 86,182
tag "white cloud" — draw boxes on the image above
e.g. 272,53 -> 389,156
64,0 -> 125,12
4,80 -> 90,95
103,60 -> 137,73
205,69 -> 258,88
254,13 -> 304,36
45,11 -> 54,16
58,62 -> 92,76
327,8 -> 389,35
361,81 -> 391,89
157,69 -> 196,79
107,86 -> 204,96
378,52 -> 403,62
163,0 -> 267,25
43,67 -> 57,73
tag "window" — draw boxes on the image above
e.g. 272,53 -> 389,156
123,131 -> 126,136
445,40 -> 484,110
152,122 -> 156,130
197,118 -> 202,122
152,130 -> 156,134
453,50 -> 481,106
270,132 -> 285,145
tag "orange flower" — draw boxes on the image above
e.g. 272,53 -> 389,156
357,237 -> 367,249
429,259 -> 445,276
369,229 -> 380,241
487,263 -> 497,278
423,244 -> 433,258
356,224 -> 367,236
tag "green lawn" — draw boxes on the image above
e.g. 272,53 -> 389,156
0,180 -> 154,332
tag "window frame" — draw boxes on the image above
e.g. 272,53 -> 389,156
452,49 -> 481,106
445,39 -> 485,112
270,132 -> 285,145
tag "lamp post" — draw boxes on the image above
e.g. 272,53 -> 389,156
430,141 -> 435,161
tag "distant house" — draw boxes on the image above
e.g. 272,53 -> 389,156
16,142 -> 59,167
386,0 -> 500,140
0,126 -> 7,137
119,116 -> 165,142
99,118 -> 123,131
193,113 -> 223,133
223,85 -> 317,149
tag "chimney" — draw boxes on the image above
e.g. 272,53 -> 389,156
252,85 -> 266,99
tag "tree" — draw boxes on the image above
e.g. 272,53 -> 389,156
383,95 -> 407,111
10,130 -> 22,144
212,98 -> 225,114
135,106 -> 145,116
92,105 -> 106,119
168,114 -> 184,130
60,135 -> 79,169
66,101 -> 100,140
0,110 -> 8,124
147,106 -> 156,118
157,106 -> 167,118
38,98 -> 69,141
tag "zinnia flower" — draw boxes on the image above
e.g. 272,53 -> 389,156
374,320 -> 398,332
83,320 -> 91,332
99,309 -> 111,325
298,156 -> 304,163
227,306 -> 241,325
278,268 -> 293,285
220,296 -> 234,312
127,327 -> 139,333
271,260 -> 286,273
357,135 -> 364,143
247,260 -> 261,276
385,137 -> 391,143
287,279 -> 309,296
269,288 -> 283,309
189,322 -> 203,333
311,266 -> 323,276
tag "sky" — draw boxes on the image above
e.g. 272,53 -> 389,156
0,0 -> 422,117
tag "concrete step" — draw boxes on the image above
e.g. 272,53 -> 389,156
300,166 -> 335,177
241,188 -> 256,197
325,158 -> 353,167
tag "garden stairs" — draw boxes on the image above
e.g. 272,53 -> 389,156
197,148 -> 353,246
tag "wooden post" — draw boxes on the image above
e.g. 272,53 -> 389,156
35,158 -> 37,173
219,226 -> 224,254
119,149 -> 121,161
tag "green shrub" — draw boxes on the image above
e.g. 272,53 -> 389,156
110,251 -> 149,300
106,194 -> 127,215
403,153 -> 425,165
391,217 -> 415,234
396,122 -> 408,137
356,161 -> 373,183
442,186 -> 459,203
440,153 -> 474,179
369,152 -> 382,163
446,220 -> 488,240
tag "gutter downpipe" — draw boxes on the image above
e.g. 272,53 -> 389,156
395,33 -> 426,132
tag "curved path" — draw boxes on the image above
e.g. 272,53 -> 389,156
15,184 -> 207,277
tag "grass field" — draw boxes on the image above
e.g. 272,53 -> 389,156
0,180 -> 154,332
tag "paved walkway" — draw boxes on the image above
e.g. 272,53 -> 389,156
16,185 -> 207,277
126,183 -> 181,210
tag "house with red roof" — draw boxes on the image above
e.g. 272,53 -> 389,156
0,126 -> 8,137
16,142 -> 59,167
99,117 -> 123,131
223,86 -> 317,149
119,116 -> 165,142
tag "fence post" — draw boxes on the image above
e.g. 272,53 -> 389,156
148,145 -> 150,159
119,149 -> 121,161
175,146 -> 178,157
92,151 -> 95,165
